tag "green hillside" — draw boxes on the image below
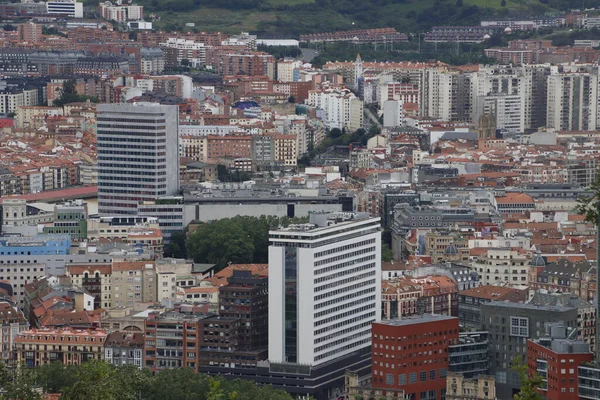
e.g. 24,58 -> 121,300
129,0 -> 600,35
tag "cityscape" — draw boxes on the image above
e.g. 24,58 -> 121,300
1,1 -> 600,400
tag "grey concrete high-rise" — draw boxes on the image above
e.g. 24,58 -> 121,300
97,103 -> 179,216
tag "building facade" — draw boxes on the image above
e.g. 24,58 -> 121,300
97,103 -> 179,215
268,212 -> 381,366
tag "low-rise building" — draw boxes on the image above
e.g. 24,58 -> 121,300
104,331 -> 144,369
15,328 -> 107,367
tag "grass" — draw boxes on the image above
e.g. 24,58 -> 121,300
155,8 -> 279,32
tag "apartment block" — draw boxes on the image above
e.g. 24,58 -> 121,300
111,261 -> 156,308
104,331 -> 144,369
15,328 -> 107,367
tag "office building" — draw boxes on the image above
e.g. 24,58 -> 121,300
46,0 -> 83,18
371,315 -> 460,400
97,103 -> 179,216
268,212 -> 381,366
449,332 -> 490,379
527,322 -> 593,400
458,285 -> 527,329
481,301 -> 579,399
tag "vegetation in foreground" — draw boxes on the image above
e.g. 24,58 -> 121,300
1,360 -> 294,400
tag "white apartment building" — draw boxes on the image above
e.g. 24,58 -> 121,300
97,103 -> 180,216
423,68 -> 472,121
159,38 -> 208,68
268,212 -> 381,366
473,248 -> 530,286
0,89 -> 39,115
99,1 -> 143,22
546,71 -> 598,131
306,88 -> 363,131
382,99 -> 404,128
471,65 -> 533,132
277,59 -> 301,83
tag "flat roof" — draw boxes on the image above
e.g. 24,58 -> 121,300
376,315 -> 458,327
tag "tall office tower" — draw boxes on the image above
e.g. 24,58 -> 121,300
268,212 -> 381,366
97,103 -> 179,216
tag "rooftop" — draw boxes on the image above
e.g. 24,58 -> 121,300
376,314 -> 458,327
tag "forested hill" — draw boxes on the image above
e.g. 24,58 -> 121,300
92,0 -> 600,36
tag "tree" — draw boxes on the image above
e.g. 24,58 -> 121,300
456,0 -> 463,6
329,128 -> 342,138
36,362 -> 78,394
501,0 -> 506,5
53,81 -> 98,107
288,95 -> 295,103
382,243 -> 393,262
164,230 -> 188,258
511,356 -> 543,400
186,216 -> 307,269
0,363 -> 41,400
143,368 -> 211,400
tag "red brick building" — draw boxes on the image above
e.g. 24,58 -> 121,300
527,326 -> 594,400
372,315 -> 460,400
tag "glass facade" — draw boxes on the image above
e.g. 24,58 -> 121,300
284,246 -> 298,363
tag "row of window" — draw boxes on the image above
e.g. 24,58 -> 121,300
315,254 -> 376,277
315,286 -> 375,310
314,311 -> 376,336
315,303 -> 375,327
315,270 -> 375,293
314,320 -> 371,345
314,294 -> 375,318
314,328 -> 370,353
314,278 -> 376,301
314,238 -> 376,259
314,337 -> 370,361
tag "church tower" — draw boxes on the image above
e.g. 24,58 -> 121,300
354,53 -> 363,91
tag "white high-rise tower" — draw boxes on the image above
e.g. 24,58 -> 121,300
268,212 -> 381,366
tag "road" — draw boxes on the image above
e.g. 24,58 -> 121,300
300,48 -> 319,63
364,106 -> 382,130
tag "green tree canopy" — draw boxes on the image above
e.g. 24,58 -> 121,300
186,215 -> 307,269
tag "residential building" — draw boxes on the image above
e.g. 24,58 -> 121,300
473,248 -> 530,286
0,302 -> 29,362
97,103 -> 180,216
99,1 -> 143,22
371,315 -> 460,400
15,328 -> 107,367
546,72 -> 598,131
527,322 -> 593,400
66,263 -> 112,309
104,331 -> 144,369
218,270 -> 268,353
446,373 -> 496,400
306,88 -> 363,131
111,261 -> 157,308
268,212 -> 381,366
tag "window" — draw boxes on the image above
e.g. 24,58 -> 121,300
440,368 -> 447,378
386,374 -> 394,385
510,317 -> 529,337
420,371 -> 427,382
398,374 -> 406,385
430,370 -> 436,380
409,372 -> 417,384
